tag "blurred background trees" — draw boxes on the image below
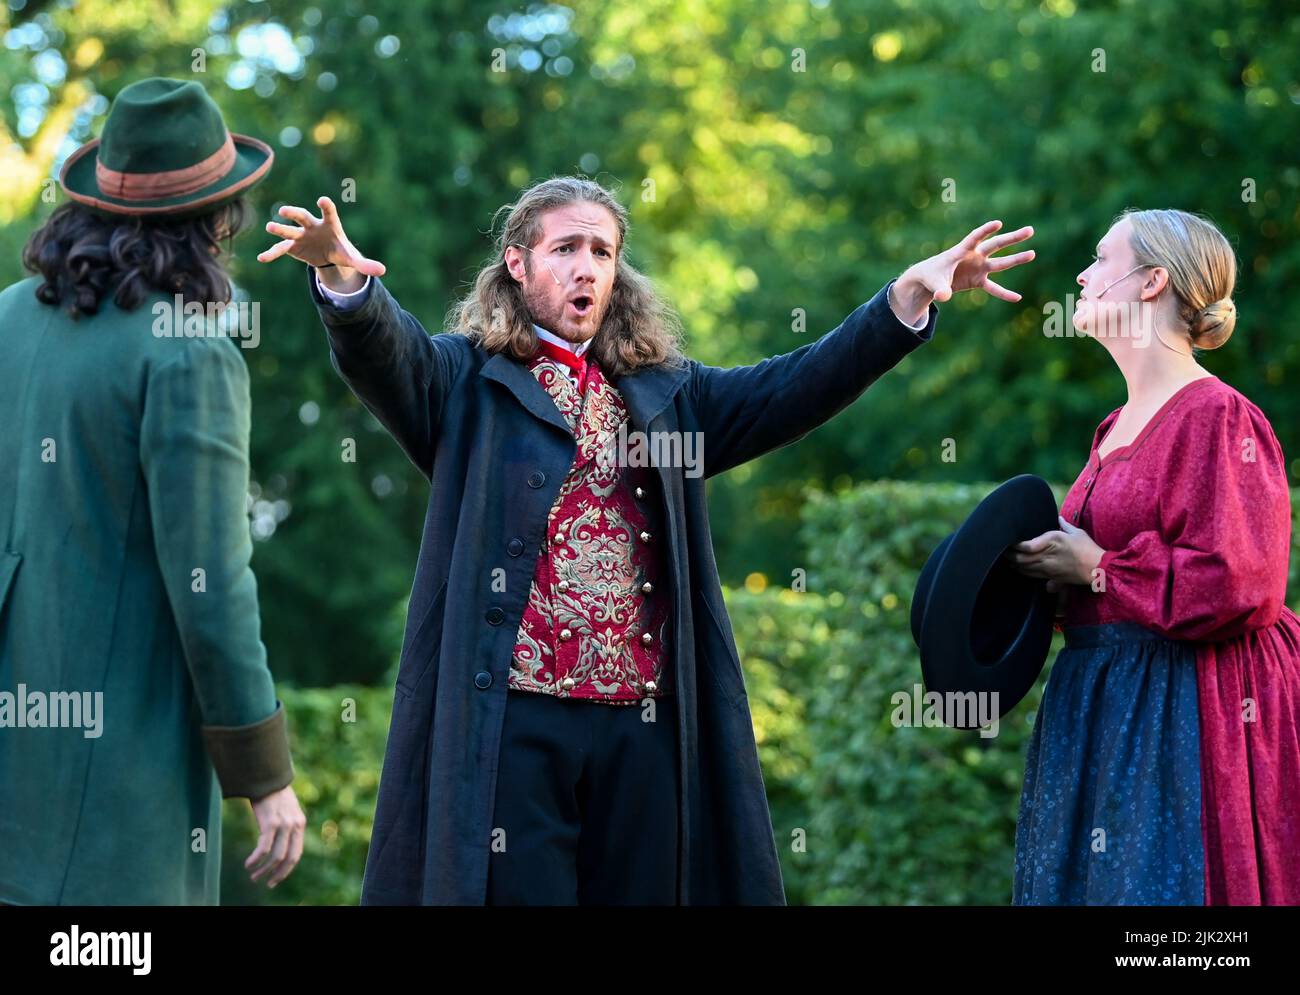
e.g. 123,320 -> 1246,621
4,0 -> 1297,902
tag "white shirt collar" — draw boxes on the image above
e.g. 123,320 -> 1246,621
533,322 -> 592,358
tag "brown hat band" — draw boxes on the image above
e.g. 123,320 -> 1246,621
95,132 -> 237,201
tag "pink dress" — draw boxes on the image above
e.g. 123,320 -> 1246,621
1058,374 -> 1300,904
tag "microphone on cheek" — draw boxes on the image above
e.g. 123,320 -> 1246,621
512,243 -> 563,287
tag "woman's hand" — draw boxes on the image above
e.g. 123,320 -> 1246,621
1009,516 -> 1107,593
256,195 -> 386,293
889,219 -> 1036,322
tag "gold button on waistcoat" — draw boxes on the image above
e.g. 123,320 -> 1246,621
645,680 -> 658,692
560,628 -> 572,640
641,581 -> 653,594
561,677 -> 575,690
641,632 -> 652,645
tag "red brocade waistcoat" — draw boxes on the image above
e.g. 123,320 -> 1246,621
508,342 -> 673,704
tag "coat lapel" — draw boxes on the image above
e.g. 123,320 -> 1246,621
478,352 -> 573,437
610,360 -> 692,435
478,349 -> 691,437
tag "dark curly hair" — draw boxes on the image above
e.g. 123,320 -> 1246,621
21,198 -> 250,320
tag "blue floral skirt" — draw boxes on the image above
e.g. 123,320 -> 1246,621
1013,622 -> 1206,905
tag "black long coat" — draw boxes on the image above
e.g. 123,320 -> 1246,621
308,270 -> 936,904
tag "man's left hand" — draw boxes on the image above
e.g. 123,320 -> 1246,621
890,220 -> 1036,323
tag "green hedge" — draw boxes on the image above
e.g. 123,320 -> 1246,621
220,685 -> 388,906
786,480 -> 1061,904
714,586 -> 828,907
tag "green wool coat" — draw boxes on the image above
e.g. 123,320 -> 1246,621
0,276 -> 293,905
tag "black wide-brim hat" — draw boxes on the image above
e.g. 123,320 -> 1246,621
59,77 -> 272,218
909,474 -> 1059,726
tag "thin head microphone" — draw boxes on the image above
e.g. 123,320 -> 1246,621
1090,264 -> 1187,355
1095,264 -> 1148,298
511,243 -> 562,287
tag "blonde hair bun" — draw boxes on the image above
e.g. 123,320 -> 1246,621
1191,296 -> 1236,350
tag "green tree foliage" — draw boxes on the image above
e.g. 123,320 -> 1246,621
3,0 -> 1297,692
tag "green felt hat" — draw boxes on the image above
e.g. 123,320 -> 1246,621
59,77 -> 273,218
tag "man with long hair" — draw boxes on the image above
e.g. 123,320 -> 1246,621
0,77 -> 304,905
259,175 -> 1033,904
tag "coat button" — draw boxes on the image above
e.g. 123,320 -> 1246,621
639,531 -> 652,543
474,671 -> 493,689
641,581 -> 653,594
560,628 -> 572,640
507,537 -> 524,556
485,607 -> 505,625
645,680 -> 658,692
635,486 -> 646,499
561,677 -> 575,690
641,632 -> 652,645
554,531 -> 566,543
527,471 -> 546,488
557,580 -> 570,592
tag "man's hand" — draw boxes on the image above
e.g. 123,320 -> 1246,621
1008,515 -> 1106,593
245,783 -> 307,889
256,195 -> 386,293
890,220 -> 1035,324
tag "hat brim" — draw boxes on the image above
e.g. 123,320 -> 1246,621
59,133 -> 273,217
912,474 -> 1059,725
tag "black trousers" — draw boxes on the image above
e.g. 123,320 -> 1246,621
486,688 -> 679,905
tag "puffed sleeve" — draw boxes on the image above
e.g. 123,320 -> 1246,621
1094,389 -> 1292,642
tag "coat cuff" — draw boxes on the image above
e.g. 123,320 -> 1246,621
308,264 -> 385,327
201,701 -> 295,800
883,278 -> 938,341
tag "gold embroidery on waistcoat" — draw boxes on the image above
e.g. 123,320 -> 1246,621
508,356 -> 667,699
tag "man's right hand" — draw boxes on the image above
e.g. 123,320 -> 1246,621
245,783 -> 307,889
256,195 -> 386,294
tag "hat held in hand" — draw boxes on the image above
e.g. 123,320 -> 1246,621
910,474 -> 1059,727
59,77 -> 273,218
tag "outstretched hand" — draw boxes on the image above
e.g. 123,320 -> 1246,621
256,195 -> 386,280
890,220 -> 1035,322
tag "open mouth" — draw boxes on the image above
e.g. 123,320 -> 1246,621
568,295 -> 593,318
